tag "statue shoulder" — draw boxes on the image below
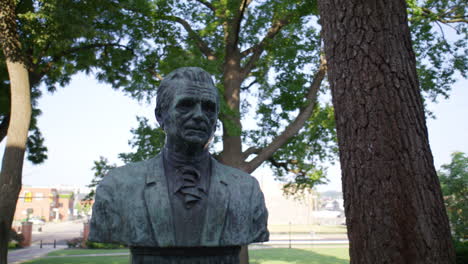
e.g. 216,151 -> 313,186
213,159 -> 260,187
101,154 -> 162,187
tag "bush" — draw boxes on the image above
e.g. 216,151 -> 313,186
454,240 -> 468,264
9,229 -> 24,248
66,237 -> 83,248
85,241 -> 126,249
8,241 -> 21,249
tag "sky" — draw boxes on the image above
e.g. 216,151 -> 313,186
0,72 -> 467,192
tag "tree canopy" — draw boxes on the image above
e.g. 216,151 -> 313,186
408,0 -> 466,104
1,0 -> 466,192
0,0 -> 155,163
89,0 -> 465,191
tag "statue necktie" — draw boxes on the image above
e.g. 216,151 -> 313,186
177,166 -> 203,208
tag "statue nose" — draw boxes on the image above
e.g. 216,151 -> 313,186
192,103 -> 204,119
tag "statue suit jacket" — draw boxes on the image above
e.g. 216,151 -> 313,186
88,154 -> 269,247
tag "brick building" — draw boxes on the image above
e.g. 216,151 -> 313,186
14,186 -> 75,222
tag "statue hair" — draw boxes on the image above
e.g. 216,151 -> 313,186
155,67 -> 219,123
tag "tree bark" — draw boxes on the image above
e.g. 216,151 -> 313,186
0,0 -> 32,262
318,0 -> 455,263
219,51 -> 244,168
0,61 -> 31,264
218,50 -> 250,264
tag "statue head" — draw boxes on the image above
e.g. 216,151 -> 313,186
155,67 -> 219,150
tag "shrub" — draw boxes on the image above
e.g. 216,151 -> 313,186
85,241 -> 126,249
8,242 -> 20,249
454,240 -> 468,264
9,229 -> 24,248
66,237 -> 83,248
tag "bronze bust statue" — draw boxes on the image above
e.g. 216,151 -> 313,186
89,67 -> 269,263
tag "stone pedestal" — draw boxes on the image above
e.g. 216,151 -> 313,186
20,222 -> 32,247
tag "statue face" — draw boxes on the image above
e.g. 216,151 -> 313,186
162,83 -> 218,149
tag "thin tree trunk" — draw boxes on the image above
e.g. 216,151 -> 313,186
220,55 -> 250,264
0,61 -> 31,264
219,53 -> 244,168
318,0 -> 455,263
0,0 -> 32,262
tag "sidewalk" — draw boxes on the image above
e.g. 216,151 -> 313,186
8,245 -> 67,264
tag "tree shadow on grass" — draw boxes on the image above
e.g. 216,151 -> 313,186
250,248 -> 349,264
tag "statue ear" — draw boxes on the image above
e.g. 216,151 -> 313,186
155,109 -> 164,130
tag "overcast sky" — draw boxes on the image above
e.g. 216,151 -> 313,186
0,71 -> 466,192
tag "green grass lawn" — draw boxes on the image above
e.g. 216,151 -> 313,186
250,248 -> 349,264
268,224 -> 347,234
23,255 -> 129,264
47,248 -> 130,256
23,247 -> 349,264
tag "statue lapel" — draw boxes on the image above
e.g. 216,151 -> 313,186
201,158 -> 230,245
144,154 -> 175,246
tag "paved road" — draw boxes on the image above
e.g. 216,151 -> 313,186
8,220 -> 84,263
31,220 -> 84,245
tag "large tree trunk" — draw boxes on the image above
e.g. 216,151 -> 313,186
318,0 -> 455,263
0,0 -> 32,263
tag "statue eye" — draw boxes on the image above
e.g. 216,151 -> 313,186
202,101 -> 216,113
176,99 -> 194,111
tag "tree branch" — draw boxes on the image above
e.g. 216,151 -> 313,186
241,14 -> 294,75
162,15 -> 217,61
233,0 -> 252,46
222,0 -> 252,58
241,79 -> 257,91
147,69 -> 163,80
268,157 -> 289,170
421,7 -> 468,24
192,0 -> 216,13
241,147 -> 262,160
435,21 -> 446,40
267,157 -> 304,175
439,17 -> 468,23
240,12 -> 293,59
242,55 -> 327,173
